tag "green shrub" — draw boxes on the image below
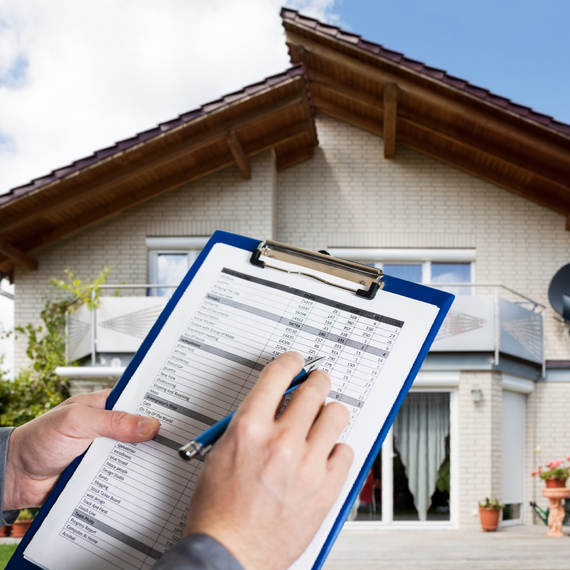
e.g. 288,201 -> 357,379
0,268 -> 111,427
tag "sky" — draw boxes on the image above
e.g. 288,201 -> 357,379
0,0 -> 569,375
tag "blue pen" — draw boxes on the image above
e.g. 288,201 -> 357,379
178,356 -> 326,461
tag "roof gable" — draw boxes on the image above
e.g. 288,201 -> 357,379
281,7 -> 570,222
0,66 -> 317,277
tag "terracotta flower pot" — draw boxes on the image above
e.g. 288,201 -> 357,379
11,520 -> 33,538
0,525 -> 11,537
479,507 -> 501,532
544,477 -> 567,489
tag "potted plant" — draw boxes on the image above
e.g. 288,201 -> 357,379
531,456 -> 570,488
11,509 -> 35,538
479,497 -> 505,532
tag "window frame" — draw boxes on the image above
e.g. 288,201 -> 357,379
146,236 -> 210,297
327,248 -> 476,293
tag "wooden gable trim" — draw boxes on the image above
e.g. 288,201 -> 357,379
1,92 -> 304,235
0,238 -> 38,271
286,32 -> 570,164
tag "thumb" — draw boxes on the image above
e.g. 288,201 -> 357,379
64,405 -> 161,443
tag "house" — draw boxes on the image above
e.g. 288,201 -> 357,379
1,8 -> 569,532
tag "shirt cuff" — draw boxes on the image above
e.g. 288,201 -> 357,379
0,427 -> 20,526
152,533 -> 244,570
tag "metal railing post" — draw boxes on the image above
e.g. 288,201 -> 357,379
91,287 -> 97,367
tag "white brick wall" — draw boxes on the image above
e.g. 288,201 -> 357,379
525,382 -> 570,523
456,371 -> 503,528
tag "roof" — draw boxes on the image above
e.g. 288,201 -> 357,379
0,65 -> 317,277
1,65 -> 313,206
281,8 -> 570,137
281,7 -> 570,220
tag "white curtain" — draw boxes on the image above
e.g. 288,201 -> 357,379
393,393 -> 449,521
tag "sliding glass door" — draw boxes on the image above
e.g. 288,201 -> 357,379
350,390 -> 455,526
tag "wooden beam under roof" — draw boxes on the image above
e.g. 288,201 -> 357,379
313,97 -> 383,138
310,70 -> 570,196
383,83 -> 398,159
313,95 -> 570,214
308,68 -> 383,107
397,130 -> 569,216
0,238 -> 38,270
286,31 -> 570,164
276,146 -> 315,170
0,91 -> 304,235
226,131 -> 251,179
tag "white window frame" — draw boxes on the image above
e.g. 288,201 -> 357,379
328,248 -> 476,292
344,375 -> 459,531
146,237 -> 210,296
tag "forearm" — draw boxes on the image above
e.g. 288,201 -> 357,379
152,534 -> 244,570
0,428 -> 20,525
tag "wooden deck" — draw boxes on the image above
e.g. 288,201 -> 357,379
324,525 -> 570,570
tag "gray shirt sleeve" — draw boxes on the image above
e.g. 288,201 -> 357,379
0,427 -> 20,525
152,533 -> 244,570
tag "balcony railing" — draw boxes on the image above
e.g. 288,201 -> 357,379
64,283 -> 545,376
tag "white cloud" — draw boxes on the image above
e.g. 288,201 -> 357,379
0,0 -> 339,195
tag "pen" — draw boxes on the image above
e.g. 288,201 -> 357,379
178,356 -> 326,461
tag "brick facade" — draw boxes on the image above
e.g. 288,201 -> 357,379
11,114 -> 570,529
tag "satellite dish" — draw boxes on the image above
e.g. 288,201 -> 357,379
548,263 -> 570,321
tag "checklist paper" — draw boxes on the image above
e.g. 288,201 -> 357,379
24,243 -> 439,570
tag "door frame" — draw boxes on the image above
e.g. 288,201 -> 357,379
345,371 -> 459,530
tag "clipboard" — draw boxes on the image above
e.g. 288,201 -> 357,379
8,231 -> 454,570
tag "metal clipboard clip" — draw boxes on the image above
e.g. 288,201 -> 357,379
250,240 -> 384,300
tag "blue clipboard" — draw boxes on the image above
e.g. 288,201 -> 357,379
7,230 -> 453,570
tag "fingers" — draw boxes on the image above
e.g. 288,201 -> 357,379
278,370 -> 331,437
54,404 -> 160,443
58,389 -> 112,410
238,352 -> 304,420
326,443 -> 354,483
305,401 -> 349,459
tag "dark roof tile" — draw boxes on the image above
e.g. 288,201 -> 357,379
337,31 -> 360,44
463,84 -> 490,98
422,66 -> 446,79
281,7 -> 570,137
485,93 -> 509,107
316,23 -> 338,36
400,58 -> 425,72
378,48 -> 402,62
296,14 -> 318,29
506,103 -> 530,116
357,39 -> 381,55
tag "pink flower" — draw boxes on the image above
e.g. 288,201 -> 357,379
566,456 -> 570,461
531,471 -> 537,477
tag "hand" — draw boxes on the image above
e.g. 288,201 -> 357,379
4,389 -> 160,510
185,352 -> 354,570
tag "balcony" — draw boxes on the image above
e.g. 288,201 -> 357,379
57,283 -> 545,387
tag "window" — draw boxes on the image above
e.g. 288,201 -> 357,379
147,237 -> 209,297
328,249 -> 475,296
